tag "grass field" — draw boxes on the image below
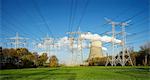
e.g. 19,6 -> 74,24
0,66 -> 150,80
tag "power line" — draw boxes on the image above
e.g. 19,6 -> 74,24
2,10 -> 41,38
94,5 -> 139,30
101,10 -> 148,37
127,20 -> 148,32
96,9 -> 147,34
127,38 -> 149,45
76,0 -> 89,31
32,0 -> 53,37
7,32 -> 29,49
128,18 -> 148,27
127,29 -> 148,36
68,0 -> 74,34
122,9 -> 146,22
113,7 -> 134,21
14,0 -> 43,38
2,18 -> 28,35
70,0 -> 78,32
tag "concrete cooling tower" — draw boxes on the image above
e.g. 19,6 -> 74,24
88,40 -> 103,60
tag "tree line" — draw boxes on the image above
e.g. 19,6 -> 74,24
0,47 -> 58,69
0,42 -> 149,69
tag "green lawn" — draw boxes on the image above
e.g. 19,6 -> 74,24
0,66 -> 150,80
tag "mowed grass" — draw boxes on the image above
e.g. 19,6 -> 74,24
0,66 -> 150,80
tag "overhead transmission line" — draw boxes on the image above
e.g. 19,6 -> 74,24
2,18 -> 28,35
100,9 -> 147,35
2,10 -> 40,38
32,0 -> 54,37
127,37 -> 149,45
127,31 -> 148,39
127,22 -> 148,33
113,7 -> 134,20
94,5 -> 136,32
1,10 -> 28,35
125,17 -> 148,33
14,0 -> 43,38
68,0 -> 74,34
126,30 -> 149,46
3,18 -> 39,39
68,0 -> 78,32
93,6 -> 148,37
121,9 -> 146,22
76,0 -> 89,31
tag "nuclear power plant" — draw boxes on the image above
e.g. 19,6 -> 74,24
2,18 -> 133,66
88,40 -> 103,60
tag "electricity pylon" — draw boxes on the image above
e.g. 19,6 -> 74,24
77,27 -> 84,65
32,39 -> 39,53
66,27 -> 84,65
104,18 -> 133,66
8,32 -> 28,49
120,21 -> 133,66
42,34 -> 53,57
66,31 -> 75,65
105,18 -> 119,66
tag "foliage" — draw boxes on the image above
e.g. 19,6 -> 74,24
130,51 -> 138,65
38,53 -> 48,66
88,57 -> 107,66
136,42 -> 150,66
0,48 -> 48,69
128,42 -> 150,66
49,55 -> 58,67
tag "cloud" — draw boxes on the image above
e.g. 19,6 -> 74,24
37,32 -> 119,52
37,43 -> 44,48
81,32 -> 122,44
57,36 -> 70,47
81,32 -> 101,40
102,47 -> 107,51
37,37 -> 55,49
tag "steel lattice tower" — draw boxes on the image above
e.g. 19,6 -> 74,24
8,32 -> 28,49
66,28 -> 84,65
105,18 -> 133,66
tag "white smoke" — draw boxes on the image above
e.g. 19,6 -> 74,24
102,47 -> 107,51
81,32 -> 101,40
57,36 -> 70,46
37,38 -> 54,49
37,43 -> 44,48
81,32 -> 122,44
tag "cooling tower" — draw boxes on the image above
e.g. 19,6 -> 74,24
88,40 -> 103,60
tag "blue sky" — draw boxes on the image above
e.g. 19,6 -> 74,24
0,0 -> 149,64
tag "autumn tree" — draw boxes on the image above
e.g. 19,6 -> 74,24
49,55 -> 58,67
38,53 -> 48,66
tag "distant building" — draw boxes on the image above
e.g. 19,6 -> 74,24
88,40 -> 103,60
